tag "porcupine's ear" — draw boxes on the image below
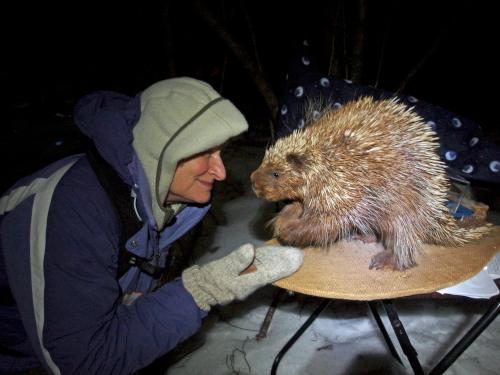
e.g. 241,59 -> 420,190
286,153 -> 307,168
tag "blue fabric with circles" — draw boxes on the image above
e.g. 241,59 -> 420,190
277,41 -> 500,185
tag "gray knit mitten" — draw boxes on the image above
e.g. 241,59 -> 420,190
182,243 -> 304,311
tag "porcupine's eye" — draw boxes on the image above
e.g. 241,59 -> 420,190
272,171 -> 280,178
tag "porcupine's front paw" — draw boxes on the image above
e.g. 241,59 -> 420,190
276,217 -> 306,247
272,202 -> 303,238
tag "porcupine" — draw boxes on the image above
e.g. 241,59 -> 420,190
250,96 -> 491,270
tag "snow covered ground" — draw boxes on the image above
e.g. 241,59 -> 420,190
167,144 -> 500,375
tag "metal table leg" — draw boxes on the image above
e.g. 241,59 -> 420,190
383,300 -> 424,375
428,298 -> 499,375
368,301 -> 403,364
257,289 -> 286,340
271,299 -> 331,375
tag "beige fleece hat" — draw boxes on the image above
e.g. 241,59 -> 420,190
132,77 -> 248,230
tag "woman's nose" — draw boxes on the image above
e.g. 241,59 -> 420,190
210,153 -> 226,181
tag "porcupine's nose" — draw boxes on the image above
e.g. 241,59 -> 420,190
250,169 -> 262,197
250,169 -> 257,184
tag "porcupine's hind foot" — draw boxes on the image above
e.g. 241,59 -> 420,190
369,249 -> 417,271
369,251 -> 397,270
369,229 -> 419,271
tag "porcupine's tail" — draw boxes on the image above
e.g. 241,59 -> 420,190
426,214 -> 493,247
455,222 -> 493,241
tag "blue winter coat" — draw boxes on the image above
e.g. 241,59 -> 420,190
0,91 -> 209,374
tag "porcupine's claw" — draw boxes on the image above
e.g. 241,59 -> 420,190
369,251 -> 396,270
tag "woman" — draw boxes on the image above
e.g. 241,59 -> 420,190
0,77 -> 303,374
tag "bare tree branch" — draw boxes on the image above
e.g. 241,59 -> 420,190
161,0 -> 177,77
191,0 -> 279,121
350,0 -> 367,82
219,53 -> 228,94
328,1 -> 342,76
341,1 -> 349,79
396,30 -> 446,94
239,0 -> 262,72
374,32 -> 387,88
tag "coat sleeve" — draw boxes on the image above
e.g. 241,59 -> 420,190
40,167 -> 205,374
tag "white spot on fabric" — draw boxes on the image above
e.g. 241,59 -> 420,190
462,164 -> 474,174
452,117 -> 462,128
469,137 -> 479,147
298,119 -> 305,129
407,96 -> 418,103
489,160 -> 500,172
280,105 -> 288,115
333,102 -> 342,109
445,150 -> 457,161
320,77 -> 330,88
303,40 -> 309,46
301,56 -> 310,66
312,110 -> 320,120
294,86 -> 304,98
344,79 -> 353,84
55,140 -> 64,146
426,120 -> 436,130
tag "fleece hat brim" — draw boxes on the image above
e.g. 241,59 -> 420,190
132,77 -> 248,230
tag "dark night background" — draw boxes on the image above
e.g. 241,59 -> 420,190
1,0 -> 498,196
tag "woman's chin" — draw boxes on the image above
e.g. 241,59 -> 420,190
192,193 -> 212,205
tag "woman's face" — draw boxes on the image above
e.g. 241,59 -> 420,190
166,147 -> 226,204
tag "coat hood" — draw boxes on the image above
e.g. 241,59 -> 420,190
132,77 -> 248,229
73,90 -> 141,186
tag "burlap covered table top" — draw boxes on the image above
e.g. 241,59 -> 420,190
273,226 -> 500,301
